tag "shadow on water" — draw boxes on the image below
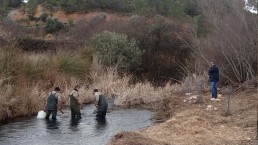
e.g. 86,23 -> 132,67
45,119 -> 60,129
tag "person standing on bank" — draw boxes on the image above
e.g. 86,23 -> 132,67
45,86 -> 62,120
93,89 -> 108,120
69,85 -> 82,120
208,62 -> 219,101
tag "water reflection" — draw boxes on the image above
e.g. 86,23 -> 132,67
95,118 -> 107,130
0,103 -> 153,145
45,119 -> 60,129
69,119 -> 80,132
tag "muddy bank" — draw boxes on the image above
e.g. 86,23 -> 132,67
107,132 -> 169,145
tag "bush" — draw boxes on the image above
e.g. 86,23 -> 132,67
40,13 -> 49,22
67,17 -> 74,26
24,61 -> 45,80
26,0 -> 38,20
55,53 -> 87,78
45,18 -> 64,34
128,16 -> 193,83
91,31 -> 143,72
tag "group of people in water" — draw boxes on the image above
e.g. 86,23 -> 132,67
44,85 -> 108,122
44,62 -> 219,122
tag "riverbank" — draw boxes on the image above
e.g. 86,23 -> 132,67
108,89 -> 257,145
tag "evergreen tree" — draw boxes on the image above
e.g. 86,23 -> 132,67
170,0 -> 185,18
9,0 -> 23,7
0,0 -> 9,20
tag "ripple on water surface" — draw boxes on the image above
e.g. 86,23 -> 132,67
0,104 -> 153,145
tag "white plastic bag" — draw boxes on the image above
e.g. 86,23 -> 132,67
37,110 -> 46,119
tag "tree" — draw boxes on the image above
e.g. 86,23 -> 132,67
196,0 -> 257,84
0,0 -> 9,21
133,0 -> 147,15
9,0 -> 23,7
45,18 -> 64,34
90,31 -> 143,71
170,0 -> 185,18
181,0 -> 200,17
26,0 -> 38,20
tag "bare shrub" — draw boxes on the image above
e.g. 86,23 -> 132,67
196,0 -> 257,84
1,18 -> 26,38
68,13 -> 107,43
88,64 -> 183,109
182,73 -> 209,94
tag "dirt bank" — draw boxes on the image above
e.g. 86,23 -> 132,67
8,5 -> 130,24
109,90 -> 257,145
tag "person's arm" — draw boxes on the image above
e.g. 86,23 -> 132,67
73,91 -> 80,104
56,93 -> 63,108
208,67 -> 213,74
95,95 -> 99,108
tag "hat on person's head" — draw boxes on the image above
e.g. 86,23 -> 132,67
93,89 -> 98,93
55,86 -> 60,91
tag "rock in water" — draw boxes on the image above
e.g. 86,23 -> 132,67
37,110 -> 46,119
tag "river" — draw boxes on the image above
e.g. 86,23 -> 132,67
0,102 -> 154,145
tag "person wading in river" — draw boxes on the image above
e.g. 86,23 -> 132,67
93,89 -> 108,120
45,86 -> 62,120
69,85 -> 82,121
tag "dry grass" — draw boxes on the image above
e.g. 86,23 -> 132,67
141,109 -> 249,145
108,131 -> 169,145
89,65 -> 184,110
109,91 -> 257,145
0,44 -> 94,122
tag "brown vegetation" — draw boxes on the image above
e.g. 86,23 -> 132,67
1,1 -> 256,145
108,132 -> 169,145
109,90 -> 257,145
194,0 -> 257,84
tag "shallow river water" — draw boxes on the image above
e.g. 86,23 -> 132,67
0,102 -> 154,145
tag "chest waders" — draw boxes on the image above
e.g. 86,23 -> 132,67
96,95 -> 108,120
45,92 -> 58,120
70,92 -> 81,120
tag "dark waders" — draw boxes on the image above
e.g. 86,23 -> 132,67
45,93 -> 58,120
96,95 -> 108,120
70,93 -> 81,121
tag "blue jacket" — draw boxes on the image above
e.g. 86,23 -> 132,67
208,65 -> 219,82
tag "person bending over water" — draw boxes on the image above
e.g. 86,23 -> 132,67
45,86 -> 62,120
93,89 -> 108,120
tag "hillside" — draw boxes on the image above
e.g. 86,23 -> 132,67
8,5 -> 130,24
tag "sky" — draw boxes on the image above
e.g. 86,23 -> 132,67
244,0 -> 257,13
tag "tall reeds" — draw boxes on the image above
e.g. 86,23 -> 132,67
0,43 -> 93,122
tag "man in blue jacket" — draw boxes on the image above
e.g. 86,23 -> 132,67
208,62 -> 219,101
